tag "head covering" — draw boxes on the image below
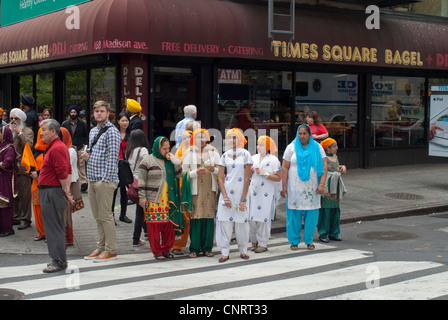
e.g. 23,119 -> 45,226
0,108 -> 4,116
60,127 -> 73,148
293,124 -> 324,182
191,128 -> 210,146
226,128 -> 247,150
174,130 -> 193,160
0,125 -> 18,199
68,105 -> 80,115
21,93 -> 35,106
152,136 -> 183,236
34,128 -> 48,152
126,99 -> 142,116
0,125 -> 13,146
10,108 -> 27,123
320,138 -> 336,151
257,135 -> 278,154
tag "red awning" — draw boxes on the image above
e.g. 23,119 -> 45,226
0,0 -> 448,70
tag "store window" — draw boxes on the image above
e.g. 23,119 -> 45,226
217,69 -> 291,154
295,72 -> 358,149
19,75 -> 33,98
65,70 -> 88,123
371,75 -> 425,147
90,67 -> 116,127
19,73 -> 53,121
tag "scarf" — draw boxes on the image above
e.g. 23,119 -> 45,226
152,136 -> 183,236
293,124 -> 324,182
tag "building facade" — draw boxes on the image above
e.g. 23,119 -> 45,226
1,0 -> 448,168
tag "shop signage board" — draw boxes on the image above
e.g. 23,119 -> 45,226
429,88 -> 448,157
1,0 -> 90,27
2,0 -> 448,72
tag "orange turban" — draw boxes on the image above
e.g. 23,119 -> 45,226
226,128 -> 247,149
320,138 -> 336,150
191,128 -> 210,146
257,135 -> 278,154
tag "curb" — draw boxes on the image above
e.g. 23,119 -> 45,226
270,203 -> 448,234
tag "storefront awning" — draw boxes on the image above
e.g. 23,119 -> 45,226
0,0 -> 447,71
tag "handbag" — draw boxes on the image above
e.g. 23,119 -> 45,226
118,144 -> 134,187
126,148 -> 142,203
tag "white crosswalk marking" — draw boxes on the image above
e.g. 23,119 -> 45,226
181,261 -> 442,300
324,272 -> 448,300
1,237 -> 447,300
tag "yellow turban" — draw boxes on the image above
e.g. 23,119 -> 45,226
257,136 -> 278,154
226,128 -> 247,149
126,99 -> 142,115
320,138 -> 336,150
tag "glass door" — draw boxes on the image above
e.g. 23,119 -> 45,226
153,67 -> 197,140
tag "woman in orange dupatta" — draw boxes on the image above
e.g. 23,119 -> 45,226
30,128 -> 47,241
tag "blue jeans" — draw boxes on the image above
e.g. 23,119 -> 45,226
286,207 -> 319,245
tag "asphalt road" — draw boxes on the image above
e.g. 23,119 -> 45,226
1,212 -> 447,301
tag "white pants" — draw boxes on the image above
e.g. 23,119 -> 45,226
249,220 -> 271,248
215,220 -> 250,256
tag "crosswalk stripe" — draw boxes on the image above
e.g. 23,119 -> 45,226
323,270 -> 448,300
0,236 -> 295,281
179,261 -> 443,300
16,247 -> 358,300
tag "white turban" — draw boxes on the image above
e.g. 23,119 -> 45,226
10,108 -> 27,123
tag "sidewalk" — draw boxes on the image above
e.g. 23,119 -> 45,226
1,163 -> 447,256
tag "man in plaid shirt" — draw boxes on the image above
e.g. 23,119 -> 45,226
81,101 -> 121,262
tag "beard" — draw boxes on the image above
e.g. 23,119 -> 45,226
12,122 -> 25,139
70,114 -> 78,120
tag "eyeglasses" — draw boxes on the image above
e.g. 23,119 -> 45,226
10,117 -> 20,121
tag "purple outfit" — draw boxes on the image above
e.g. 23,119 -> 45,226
0,126 -> 18,234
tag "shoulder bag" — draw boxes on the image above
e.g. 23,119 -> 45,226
126,148 -> 142,203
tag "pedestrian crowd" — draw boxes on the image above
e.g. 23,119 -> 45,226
0,97 -> 347,273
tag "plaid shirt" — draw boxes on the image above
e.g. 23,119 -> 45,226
86,121 -> 120,185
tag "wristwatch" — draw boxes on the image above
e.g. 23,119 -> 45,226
241,198 -> 247,202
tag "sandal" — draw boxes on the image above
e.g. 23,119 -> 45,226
290,245 -> 299,251
307,243 -> 315,250
204,252 -> 214,257
250,242 -> 258,251
218,256 -> 229,263
254,247 -> 268,253
189,252 -> 198,258
240,253 -> 250,260
163,253 -> 174,259
154,255 -> 165,260
172,249 -> 183,255
34,235 -> 46,241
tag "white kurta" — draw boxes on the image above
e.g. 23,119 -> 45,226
283,142 -> 326,210
217,148 -> 252,223
249,153 -> 281,223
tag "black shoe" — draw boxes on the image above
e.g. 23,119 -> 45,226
80,183 -> 88,192
0,229 -> 15,237
329,236 -> 342,241
119,215 -> 132,223
319,236 -> 329,243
